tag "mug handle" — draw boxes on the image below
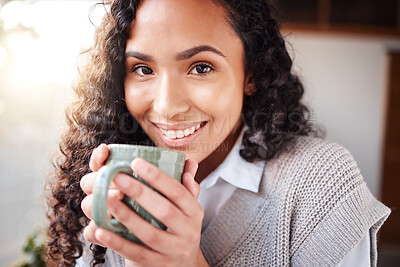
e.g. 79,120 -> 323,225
92,161 -> 133,234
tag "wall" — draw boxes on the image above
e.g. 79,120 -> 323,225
284,31 -> 400,198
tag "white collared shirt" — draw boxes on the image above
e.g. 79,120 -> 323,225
198,126 -> 370,266
198,126 -> 265,231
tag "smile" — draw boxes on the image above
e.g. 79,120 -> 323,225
156,121 -> 207,140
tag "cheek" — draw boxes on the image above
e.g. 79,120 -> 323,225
124,84 -> 149,121
194,77 -> 244,117
191,86 -> 243,137
211,78 -> 244,131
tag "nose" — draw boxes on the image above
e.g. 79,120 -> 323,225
152,73 -> 190,120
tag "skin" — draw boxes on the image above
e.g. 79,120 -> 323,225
124,0 -> 251,182
80,0 -> 252,266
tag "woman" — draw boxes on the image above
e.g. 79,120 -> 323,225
46,0 -> 390,266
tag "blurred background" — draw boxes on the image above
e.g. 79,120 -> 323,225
0,0 -> 399,266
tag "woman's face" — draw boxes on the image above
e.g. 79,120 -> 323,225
124,0 -> 250,163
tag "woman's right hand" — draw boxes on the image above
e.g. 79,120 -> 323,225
80,144 -> 125,245
79,144 -> 205,266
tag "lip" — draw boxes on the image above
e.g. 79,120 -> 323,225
152,121 -> 208,148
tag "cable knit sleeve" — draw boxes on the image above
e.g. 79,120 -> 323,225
288,138 -> 391,267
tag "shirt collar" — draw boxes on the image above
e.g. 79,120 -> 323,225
199,125 -> 266,193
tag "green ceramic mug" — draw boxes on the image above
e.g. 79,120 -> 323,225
92,144 -> 185,244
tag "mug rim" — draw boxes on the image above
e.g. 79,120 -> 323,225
106,144 -> 186,162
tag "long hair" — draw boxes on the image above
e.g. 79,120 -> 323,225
46,0 -> 319,265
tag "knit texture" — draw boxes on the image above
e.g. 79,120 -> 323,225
199,136 -> 390,267
79,136 -> 391,266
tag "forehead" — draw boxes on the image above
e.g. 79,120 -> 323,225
126,0 -> 241,56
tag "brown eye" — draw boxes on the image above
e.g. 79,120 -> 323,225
133,65 -> 154,76
189,63 -> 214,75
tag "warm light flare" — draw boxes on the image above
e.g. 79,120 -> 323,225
0,0 -> 106,86
0,1 -> 33,29
0,46 -> 6,68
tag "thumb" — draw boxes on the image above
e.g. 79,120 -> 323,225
181,158 -> 200,199
89,144 -> 109,172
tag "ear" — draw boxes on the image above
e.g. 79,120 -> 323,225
244,73 -> 255,96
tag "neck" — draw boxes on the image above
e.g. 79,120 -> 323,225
195,120 -> 244,184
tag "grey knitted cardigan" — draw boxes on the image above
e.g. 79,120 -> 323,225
79,136 -> 391,267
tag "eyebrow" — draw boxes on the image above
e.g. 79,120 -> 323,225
176,45 -> 226,60
125,51 -> 154,62
125,45 -> 226,62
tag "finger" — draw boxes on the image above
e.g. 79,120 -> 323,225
89,144 -> 109,172
81,194 -> 93,220
183,158 -> 198,179
81,171 -> 121,196
108,196 -> 179,254
113,172 -> 191,234
80,172 -> 97,195
83,220 -> 102,246
81,190 -> 124,220
182,172 -> 200,200
182,158 -> 200,199
94,228 -> 165,265
130,158 -> 202,217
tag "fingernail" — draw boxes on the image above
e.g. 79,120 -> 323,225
109,189 -> 123,199
99,144 -> 107,152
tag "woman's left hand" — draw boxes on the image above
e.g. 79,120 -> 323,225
83,157 -> 209,267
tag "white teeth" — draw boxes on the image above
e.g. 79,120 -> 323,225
176,130 -> 184,138
159,123 -> 203,140
183,128 -> 191,136
166,130 -> 177,139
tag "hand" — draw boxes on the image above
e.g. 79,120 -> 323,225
81,144 -> 122,245
80,144 -> 209,267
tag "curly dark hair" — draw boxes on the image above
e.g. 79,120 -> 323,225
46,0 -> 320,265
